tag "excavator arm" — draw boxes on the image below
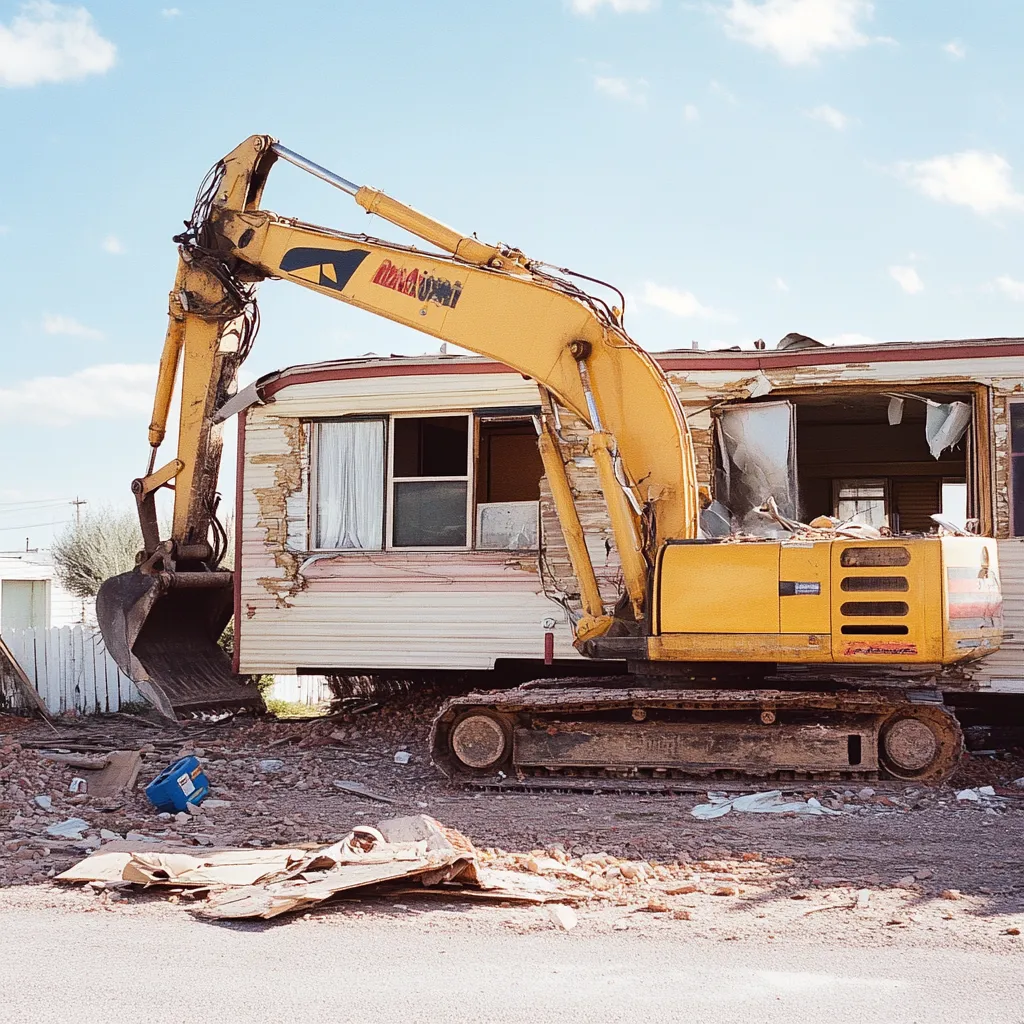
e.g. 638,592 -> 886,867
98,134 -> 700,716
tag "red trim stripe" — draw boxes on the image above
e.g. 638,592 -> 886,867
258,338 -> 1024,400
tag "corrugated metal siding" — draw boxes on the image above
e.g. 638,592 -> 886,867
1,626 -> 143,715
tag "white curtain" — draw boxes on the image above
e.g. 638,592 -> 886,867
315,420 -> 384,549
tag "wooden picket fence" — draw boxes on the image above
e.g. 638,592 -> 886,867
0,625 -> 144,716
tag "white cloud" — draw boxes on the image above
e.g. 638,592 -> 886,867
0,363 -> 155,424
593,75 -> 648,105
683,103 -> 700,122
0,2 -> 116,88
641,282 -> 736,322
160,7 -> 181,16
805,103 -> 848,130
889,265 -> 924,294
570,0 -> 655,12
994,275 -> 1024,301
897,151 -> 1024,216
42,313 -> 103,340
943,39 -> 965,59
717,0 -> 875,66
101,233 -> 124,255
775,277 -> 789,291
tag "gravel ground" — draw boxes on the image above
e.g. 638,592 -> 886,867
2,695 -> 1023,951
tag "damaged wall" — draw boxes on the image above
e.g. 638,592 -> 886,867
237,367 -> 580,674
238,344 -> 1024,691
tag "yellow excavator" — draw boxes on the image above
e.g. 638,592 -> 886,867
97,135 -> 1004,786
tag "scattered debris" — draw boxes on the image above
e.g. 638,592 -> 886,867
145,756 -> 209,812
87,751 -> 142,800
33,795 -> 51,811
393,751 -> 412,765
955,786 -> 1007,807
547,904 -> 578,931
332,780 -> 396,803
258,759 -> 285,773
691,790 -> 841,819
46,818 -> 90,840
59,815 -> 498,922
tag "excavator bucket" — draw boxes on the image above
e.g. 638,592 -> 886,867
97,570 -> 261,719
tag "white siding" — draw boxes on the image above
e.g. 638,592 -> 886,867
973,539 -> 1024,691
0,552 -> 94,629
238,370 -> 575,674
237,350 -> 1024,689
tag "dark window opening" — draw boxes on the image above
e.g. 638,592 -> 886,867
1012,403 -> 1024,536
847,734 -> 863,766
393,416 -> 468,477
475,418 -> 542,551
392,415 -> 469,548
476,421 -> 542,504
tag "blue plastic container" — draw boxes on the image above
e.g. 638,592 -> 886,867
145,756 -> 210,813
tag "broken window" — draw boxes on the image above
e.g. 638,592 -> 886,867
712,388 -> 979,537
313,419 -> 385,550
391,416 -> 469,547
475,417 -> 542,550
1012,401 -> 1024,536
714,401 -> 798,529
834,479 -> 888,528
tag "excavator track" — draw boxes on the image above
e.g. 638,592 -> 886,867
430,681 -> 963,791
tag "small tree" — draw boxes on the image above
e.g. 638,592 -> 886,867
51,507 -> 143,599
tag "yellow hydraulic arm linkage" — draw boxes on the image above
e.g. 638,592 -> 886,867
97,135 -> 700,716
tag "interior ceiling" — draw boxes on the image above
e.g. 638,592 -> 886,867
788,391 -> 969,425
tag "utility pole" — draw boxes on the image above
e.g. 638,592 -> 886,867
72,497 -> 87,526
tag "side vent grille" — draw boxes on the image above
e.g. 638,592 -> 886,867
840,601 -> 909,617
840,547 -> 911,567
841,576 -> 909,592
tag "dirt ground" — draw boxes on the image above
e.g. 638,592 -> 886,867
2,693 -> 1024,950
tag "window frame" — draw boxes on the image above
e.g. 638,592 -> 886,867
832,477 -> 890,529
1010,398 -> 1024,538
386,411 -> 474,551
308,416 -> 389,552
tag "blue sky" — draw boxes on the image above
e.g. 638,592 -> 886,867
2,0 -> 1024,545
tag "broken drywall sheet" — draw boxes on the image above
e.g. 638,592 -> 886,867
57,814 -> 499,921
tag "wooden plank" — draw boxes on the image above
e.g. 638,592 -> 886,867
0,632 -> 51,719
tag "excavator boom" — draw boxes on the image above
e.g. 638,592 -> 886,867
98,134 -> 699,716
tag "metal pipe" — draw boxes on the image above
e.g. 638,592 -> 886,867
576,359 -> 604,432
271,144 -> 360,196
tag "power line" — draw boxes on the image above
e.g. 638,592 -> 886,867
0,498 -> 75,510
0,518 -> 72,532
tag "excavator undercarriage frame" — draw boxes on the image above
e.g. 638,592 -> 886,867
430,681 -> 963,790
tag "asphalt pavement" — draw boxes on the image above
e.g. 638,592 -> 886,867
2,901 -> 1021,1024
